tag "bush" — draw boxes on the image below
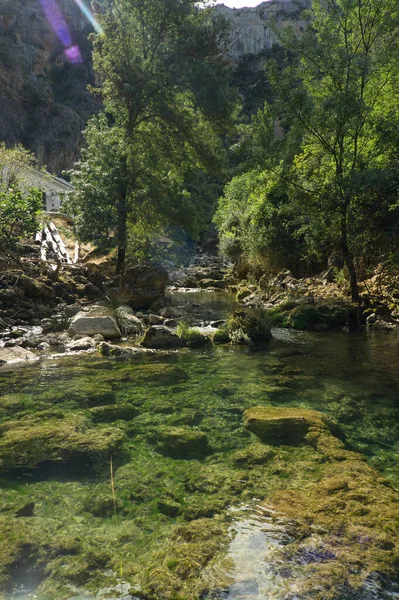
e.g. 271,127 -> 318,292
0,186 -> 42,244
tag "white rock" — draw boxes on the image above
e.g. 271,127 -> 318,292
66,337 -> 96,351
0,346 -> 37,365
69,312 -> 121,339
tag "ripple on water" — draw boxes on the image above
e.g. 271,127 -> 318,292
225,504 -> 296,600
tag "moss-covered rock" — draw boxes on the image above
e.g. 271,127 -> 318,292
268,302 -> 348,331
153,426 -> 210,459
230,443 -> 275,467
0,416 -> 125,472
89,404 -> 139,423
244,406 -> 335,446
211,326 -> 230,344
226,310 -> 272,345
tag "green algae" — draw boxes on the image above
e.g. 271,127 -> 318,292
0,329 -> 398,598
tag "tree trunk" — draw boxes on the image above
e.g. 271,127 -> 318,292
115,247 -> 126,275
341,217 -> 360,304
115,192 -> 128,276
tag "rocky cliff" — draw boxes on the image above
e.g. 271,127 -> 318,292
0,0 -> 100,174
0,0 -> 308,174
216,0 -> 309,61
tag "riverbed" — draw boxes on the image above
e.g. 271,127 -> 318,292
0,292 -> 399,599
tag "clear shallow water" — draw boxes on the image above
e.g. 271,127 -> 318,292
1,298 -> 399,599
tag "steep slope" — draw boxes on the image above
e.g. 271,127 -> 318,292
0,0 -> 100,174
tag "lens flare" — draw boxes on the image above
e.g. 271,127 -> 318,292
72,0 -> 104,35
39,0 -> 72,47
39,0 -> 103,65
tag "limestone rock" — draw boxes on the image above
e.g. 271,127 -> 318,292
244,406 -> 334,446
66,337 -> 96,351
111,264 -> 168,310
0,346 -> 37,365
98,342 -> 153,358
69,312 -> 121,339
140,326 -> 181,349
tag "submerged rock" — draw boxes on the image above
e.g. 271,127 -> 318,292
154,426 -> 209,459
244,406 -> 335,446
0,417 -> 125,472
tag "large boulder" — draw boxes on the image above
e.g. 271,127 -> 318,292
0,346 -> 37,365
113,264 -> 168,310
140,326 -> 181,349
69,311 -> 121,339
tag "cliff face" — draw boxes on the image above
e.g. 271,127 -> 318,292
216,0 -> 310,61
0,0 -> 100,174
0,0 -> 307,174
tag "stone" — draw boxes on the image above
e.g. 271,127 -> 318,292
140,326 -> 181,349
89,404 -> 139,423
98,342 -> 153,358
15,502 -> 35,517
0,288 -> 22,306
16,275 -> 54,299
93,333 -> 105,342
149,314 -> 165,325
159,307 -> 175,319
66,337 -> 96,351
37,342 -> 50,351
115,306 -> 143,335
69,312 -> 121,339
366,313 -> 377,325
244,406 -> 334,446
0,346 -> 37,365
113,263 -> 168,309
154,426 -> 209,459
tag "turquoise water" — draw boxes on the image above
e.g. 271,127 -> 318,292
0,312 -> 399,599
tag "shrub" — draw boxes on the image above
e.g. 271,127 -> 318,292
212,326 -> 230,344
0,186 -> 42,244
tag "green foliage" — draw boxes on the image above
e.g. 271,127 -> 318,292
68,0 -> 237,273
0,143 -> 44,244
176,321 -> 210,348
0,187 -> 42,244
215,0 -> 399,297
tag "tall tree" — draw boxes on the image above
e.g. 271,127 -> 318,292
70,0 -> 236,274
270,0 -> 399,301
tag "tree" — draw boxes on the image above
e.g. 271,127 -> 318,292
268,0 -> 399,302
70,0 -> 236,274
0,144 -> 43,245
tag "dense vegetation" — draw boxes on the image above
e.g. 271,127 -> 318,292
66,0 -> 237,274
0,144 -> 42,245
215,0 -> 399,302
